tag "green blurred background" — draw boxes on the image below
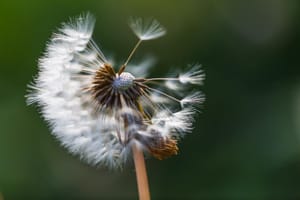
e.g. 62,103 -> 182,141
1,0 -> 300,199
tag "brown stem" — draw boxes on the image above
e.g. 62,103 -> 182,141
132,143 -> 150,200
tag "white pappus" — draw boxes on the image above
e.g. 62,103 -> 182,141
27,13 -> 205,169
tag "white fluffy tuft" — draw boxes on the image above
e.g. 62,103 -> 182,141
180,91 -> 205,108
27,13 -> 127,169
129,17 -> 166,40
150,107 -> 196,138
179,64 -> 205,85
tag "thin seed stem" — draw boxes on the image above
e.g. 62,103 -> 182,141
141,84 -> 181,103
132,143 -> 150,200
124,39 -> 142,67
144,77 -> 180,82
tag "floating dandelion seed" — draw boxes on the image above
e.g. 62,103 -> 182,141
27,13 -> 205,200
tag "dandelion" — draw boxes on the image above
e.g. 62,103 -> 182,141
27,13 -> 205,200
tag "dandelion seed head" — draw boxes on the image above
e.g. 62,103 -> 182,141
27,13 -> 205,169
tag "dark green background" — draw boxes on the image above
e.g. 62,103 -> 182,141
1,0 -> 300,199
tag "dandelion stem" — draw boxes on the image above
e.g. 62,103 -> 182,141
132,143 -> 150,200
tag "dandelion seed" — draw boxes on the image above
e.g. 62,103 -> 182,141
180,91 -> 205,108
179,64 -> 205,85
129,17 -> 166,41
27,13 -> 205,200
